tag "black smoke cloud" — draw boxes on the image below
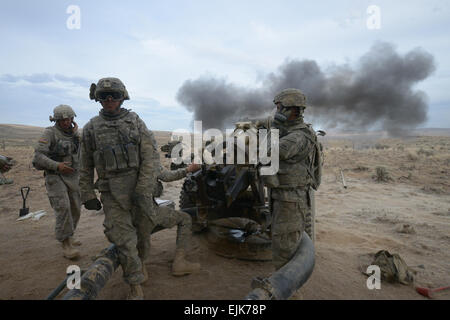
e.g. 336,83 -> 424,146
176,42 -> 436,135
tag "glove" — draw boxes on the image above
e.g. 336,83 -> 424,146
84,198 -> 102,211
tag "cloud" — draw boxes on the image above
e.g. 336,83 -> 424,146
0,73 -> 91,87
0,72 -> 192,131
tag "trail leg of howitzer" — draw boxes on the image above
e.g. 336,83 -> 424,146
246,232 -> 315,300
62,244 -> 119,300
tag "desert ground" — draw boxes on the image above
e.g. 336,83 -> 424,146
0,124 -> 449,300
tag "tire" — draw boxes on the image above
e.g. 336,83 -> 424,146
179,187 -> 195,209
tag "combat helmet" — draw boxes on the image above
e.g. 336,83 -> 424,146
273,88 -> 307,108
50,105 -> 76,122
89,77 -> 130,102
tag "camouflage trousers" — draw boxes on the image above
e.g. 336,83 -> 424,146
271,195 -> 308,270
100,192 -> 193,285
100,192 -> 144,285
45,174 -> 81,242
136,205 -> 193,262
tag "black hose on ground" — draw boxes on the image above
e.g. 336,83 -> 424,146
245,232 -> 315,300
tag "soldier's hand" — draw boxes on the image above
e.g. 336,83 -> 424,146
84,198 -> 102,211
187,163 -> 201,173
57,162 -> 75,174
72,121 -> 78,133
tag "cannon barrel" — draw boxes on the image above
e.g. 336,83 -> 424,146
62,244 -> 120,300
245,232 -> 315,300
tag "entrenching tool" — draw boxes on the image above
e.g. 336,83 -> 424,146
19,186 -> 30,217
416,285 -> 450,298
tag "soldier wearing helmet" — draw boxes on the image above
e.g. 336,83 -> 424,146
265,89 -> 322,271
80,77 -> 200,300
32,104 -> 82,260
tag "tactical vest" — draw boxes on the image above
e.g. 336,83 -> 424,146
35,126 -> 80,172
276,123 -> 322,190
88,112 -> 140,176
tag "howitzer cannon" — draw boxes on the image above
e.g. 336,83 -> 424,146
178,120 -> 315,258
177,120 -> 317,298
178,120 -> 273,259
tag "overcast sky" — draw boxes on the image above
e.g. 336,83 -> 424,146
0,0 -> 449,131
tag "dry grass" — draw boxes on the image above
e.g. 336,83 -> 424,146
322,135 -> 450,193
2,125 -> 450,194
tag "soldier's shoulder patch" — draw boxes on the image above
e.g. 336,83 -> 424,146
39,138 -> 49,144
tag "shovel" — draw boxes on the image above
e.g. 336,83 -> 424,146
19,186 -> 30,217
416,285 -> 450,298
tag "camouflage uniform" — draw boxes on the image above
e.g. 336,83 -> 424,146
33,108 -> 81,242
268,89 -> 321,270
0,155 -> 14,173
137,166 -> 193,262
158,166 -> 187,182
80,107 -> 160,285
0,155 -> 14,184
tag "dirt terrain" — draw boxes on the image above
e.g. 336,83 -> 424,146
0,124 -> 449,300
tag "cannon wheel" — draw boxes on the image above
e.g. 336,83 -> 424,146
205,220 -> 272,261
179,180 -> 272,260
179,185 -> 195,209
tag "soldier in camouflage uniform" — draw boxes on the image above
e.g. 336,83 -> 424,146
80,78 -> 199,300
79,78 -> 159,300
266,89 -> 322,270
137,163 -> 201,278
153,164 -> 198,198
33,105 -> 82,260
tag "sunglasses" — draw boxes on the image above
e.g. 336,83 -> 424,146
98,91 -> 123,101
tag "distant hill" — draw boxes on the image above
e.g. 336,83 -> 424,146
0,124 -> 172,148
324,127 -> 450,139
0,124 -> 45,140
411,128 -> 450,136
0,124 -> 449,148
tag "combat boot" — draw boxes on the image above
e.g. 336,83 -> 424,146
127,284 -> 144,300
69,236 -> 82,246
171,249 -> 201,276
61,238 -> 80,260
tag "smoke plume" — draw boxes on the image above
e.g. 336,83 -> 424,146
176,42 -> 436,135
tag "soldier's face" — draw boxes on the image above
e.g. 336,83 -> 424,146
101,96 -> 122,114
275,103 -> 300,121
58,118 -> 73,130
